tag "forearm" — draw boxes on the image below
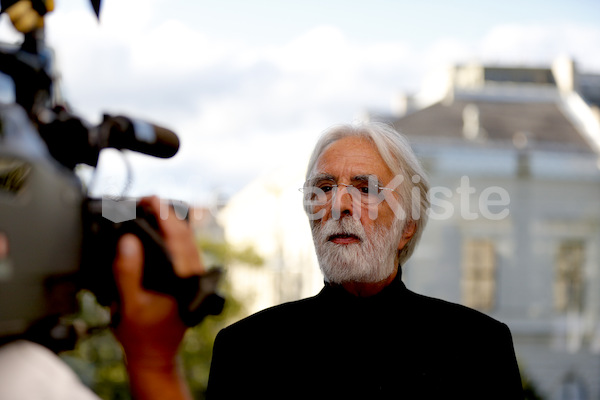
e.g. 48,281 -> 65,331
126,356 -> 192,400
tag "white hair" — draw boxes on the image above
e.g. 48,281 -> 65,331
305,121 -> 429,266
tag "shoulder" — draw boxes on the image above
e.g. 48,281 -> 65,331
216,295 -> 320,341
0,341 -> 100,400
400,289 -> 523,397
403,287 -> 513,342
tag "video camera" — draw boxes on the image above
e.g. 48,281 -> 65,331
0,0 -> 224,347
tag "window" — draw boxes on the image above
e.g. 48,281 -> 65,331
560,372 -> 587,400
554,240 -> 585,313
461,239 -> 496,311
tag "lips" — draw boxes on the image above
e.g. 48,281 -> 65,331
328,233 -> 361,244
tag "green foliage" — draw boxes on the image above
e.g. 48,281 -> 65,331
62,235 -> 262,400
180,235 -> 261,398
198,237 -> 263,268
180,277 -> 245,399
60,291 -> 130,400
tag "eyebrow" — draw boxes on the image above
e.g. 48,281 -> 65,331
352,174 -> 382,185
307,173 -> 335,184
307,173 -> 382,185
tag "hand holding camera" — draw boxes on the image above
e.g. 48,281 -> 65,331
111,197 -> 199,400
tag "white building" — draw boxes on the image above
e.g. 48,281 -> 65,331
218,149 -> 323,313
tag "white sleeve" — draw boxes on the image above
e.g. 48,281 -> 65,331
0,340 -> 101,400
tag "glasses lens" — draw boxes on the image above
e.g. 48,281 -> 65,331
352,181 -> 384,205
302,180 -> 388,206
302,185 -> 329,206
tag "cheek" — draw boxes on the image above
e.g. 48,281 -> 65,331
309,217 -> 321,231
305,204 -> 328,223
358,211 -> 379,236
360,202 -> 396,228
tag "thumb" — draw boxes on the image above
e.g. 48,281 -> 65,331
113,234 -> 145,310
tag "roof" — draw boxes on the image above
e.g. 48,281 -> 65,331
388,99 -> 593,153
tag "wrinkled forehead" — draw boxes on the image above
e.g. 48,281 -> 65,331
310,136 -> 393,182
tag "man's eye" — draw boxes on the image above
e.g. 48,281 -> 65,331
356,184 -> 376,195
320,185 -> 334,193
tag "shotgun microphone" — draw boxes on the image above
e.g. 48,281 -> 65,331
100,114 -> 180,159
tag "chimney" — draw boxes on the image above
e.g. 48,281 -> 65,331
391,92 -> 417,117
552,55 -> 578,92
463,103 -> 481,140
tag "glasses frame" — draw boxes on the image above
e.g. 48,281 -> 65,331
300,176 -> 397,207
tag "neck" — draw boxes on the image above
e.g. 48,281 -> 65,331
339,268 -> 398,297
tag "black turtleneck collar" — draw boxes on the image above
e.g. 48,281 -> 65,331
318,267 -> 407,305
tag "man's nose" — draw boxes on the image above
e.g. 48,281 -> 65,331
331,185 -> 359,220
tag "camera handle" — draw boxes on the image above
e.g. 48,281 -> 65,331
134,206 -> 225,327
82,199 -> 225,327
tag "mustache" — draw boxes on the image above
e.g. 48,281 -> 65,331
314,217 -> 366,243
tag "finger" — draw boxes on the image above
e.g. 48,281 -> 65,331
113,233 -> 145,310
139,196 -> 205,277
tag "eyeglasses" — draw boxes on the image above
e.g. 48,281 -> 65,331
300,177 -> 396,206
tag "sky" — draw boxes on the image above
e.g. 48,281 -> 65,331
1,0 -> 599,205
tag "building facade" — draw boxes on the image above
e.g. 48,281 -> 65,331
387,58 -> 600,400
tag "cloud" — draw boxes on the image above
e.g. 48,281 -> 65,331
477,23 -> 600,69
37,8 -> 600,204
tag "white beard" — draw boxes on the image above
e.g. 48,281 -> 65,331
311,216 -> 402,284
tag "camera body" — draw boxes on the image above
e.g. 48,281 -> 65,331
0,102 -> 84,338
0,97 -> 224,344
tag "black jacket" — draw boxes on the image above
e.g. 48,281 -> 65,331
207,275 -> 524,399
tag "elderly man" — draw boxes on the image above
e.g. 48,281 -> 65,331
206,122 -> 524,399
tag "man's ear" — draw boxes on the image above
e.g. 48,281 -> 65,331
397,220 -> 416,251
